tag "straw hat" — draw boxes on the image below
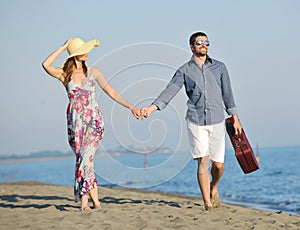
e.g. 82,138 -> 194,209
62,38 -> 99,67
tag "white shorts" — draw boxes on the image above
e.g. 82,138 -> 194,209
186,119 -> 225,163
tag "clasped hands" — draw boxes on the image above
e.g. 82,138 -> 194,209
131,104 -> 158,119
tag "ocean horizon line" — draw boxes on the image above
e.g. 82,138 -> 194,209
1,144 -> 299,161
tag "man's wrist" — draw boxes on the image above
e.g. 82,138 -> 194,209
232,114 -> 239,122
150,104 -> 158,112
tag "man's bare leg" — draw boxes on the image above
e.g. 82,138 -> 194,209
89,187 -> 101,209
197,157 -> 212,210
210,161 -> 224,208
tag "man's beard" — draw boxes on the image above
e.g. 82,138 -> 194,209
194,50 -> 207,57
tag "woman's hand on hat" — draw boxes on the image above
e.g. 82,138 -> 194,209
62,38 -> 74,50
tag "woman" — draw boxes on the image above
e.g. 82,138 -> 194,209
42,38 -> 141,211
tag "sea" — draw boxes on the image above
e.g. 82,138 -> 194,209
0,145 -> 299,216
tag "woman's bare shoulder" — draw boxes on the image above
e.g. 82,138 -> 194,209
88,66 -> 102,72
88,66 -> 104,77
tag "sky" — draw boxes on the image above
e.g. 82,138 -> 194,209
0,0 -> 300,156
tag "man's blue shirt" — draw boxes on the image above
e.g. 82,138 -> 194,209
153,55 -> 237,125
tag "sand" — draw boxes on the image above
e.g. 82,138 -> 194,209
0,181 -> 299,230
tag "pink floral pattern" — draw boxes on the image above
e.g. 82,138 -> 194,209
66,70 -> 104,202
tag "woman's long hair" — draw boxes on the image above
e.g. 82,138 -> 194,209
62,57 -> 88,87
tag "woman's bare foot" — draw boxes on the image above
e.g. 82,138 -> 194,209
92,202 -> 101,210
89,187 -> 101,209
81,195 -> 90,211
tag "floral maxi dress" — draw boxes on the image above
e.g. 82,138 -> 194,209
66,69 -> 104,202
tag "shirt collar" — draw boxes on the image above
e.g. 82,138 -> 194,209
190,55 -> 213,65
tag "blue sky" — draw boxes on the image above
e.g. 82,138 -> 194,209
1,0 -> 300,156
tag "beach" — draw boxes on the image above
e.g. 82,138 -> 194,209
0,181 -> 299,230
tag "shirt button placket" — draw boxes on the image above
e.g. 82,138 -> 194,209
202,68 -> 207,125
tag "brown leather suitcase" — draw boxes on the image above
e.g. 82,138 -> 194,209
225,117 -> 259,174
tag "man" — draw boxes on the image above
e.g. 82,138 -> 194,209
141,32 -> 242,210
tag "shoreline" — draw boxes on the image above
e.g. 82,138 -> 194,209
0,181 -> 299,229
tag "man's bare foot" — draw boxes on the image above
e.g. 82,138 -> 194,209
205,204 -> 213,211
81,195 -> 90,211
210,183 -> 221,208
211,190 -> 221,208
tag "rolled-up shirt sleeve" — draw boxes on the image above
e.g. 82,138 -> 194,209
221,64 -> 238,115
152,70 -> 185,110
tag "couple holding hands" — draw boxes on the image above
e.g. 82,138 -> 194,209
42,32 -> 242,211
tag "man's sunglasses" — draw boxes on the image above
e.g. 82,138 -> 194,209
195,40 -> 210,46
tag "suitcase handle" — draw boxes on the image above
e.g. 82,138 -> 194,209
233,134 -> 248,148
235,141 -> 248,148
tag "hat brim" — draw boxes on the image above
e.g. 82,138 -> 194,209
61,39 -> 99,68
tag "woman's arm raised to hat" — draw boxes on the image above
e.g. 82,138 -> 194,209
92,66 -> 141,119
42,38 -> 74,82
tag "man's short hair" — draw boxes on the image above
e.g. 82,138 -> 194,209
189,32 -> 208,45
